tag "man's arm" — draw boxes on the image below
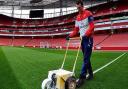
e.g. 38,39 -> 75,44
85,13 -> 94,37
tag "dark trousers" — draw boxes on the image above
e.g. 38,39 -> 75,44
80,36 -> 93,78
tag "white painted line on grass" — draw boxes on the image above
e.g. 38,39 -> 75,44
93,53 -> 126,74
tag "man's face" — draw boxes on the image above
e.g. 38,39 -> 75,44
76,4 -> 82,11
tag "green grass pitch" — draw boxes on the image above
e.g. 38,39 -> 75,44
0,46 -> 128,89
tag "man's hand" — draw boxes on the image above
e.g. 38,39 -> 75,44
66,36 -> 70,40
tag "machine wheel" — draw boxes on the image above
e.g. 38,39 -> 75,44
65,76 -> 76,89
41,78 -> 52,89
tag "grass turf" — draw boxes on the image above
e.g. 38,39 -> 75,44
0,46 -> 127,89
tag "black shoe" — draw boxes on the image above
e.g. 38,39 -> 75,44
76,78 -> 85,88
86,75 -> 93,80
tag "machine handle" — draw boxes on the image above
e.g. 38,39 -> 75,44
61,40 -> 70,69
72,39 -> 82,75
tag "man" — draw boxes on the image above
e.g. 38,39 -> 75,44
66,0 -> 94,88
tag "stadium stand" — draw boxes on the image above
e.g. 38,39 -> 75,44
94,33 -> 128,50
0,37 -> 12,46
12,38 -> 30,46
0,32 -> 128,50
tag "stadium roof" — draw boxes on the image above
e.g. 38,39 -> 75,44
0,0 -> 107,10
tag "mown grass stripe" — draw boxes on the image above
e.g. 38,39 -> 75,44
0,47 -> 23,89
